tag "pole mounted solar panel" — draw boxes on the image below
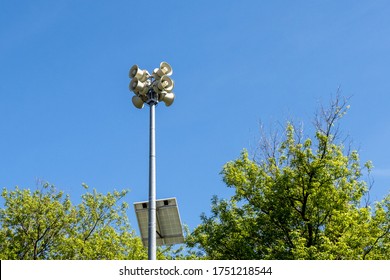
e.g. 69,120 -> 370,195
134,197 -> 185,247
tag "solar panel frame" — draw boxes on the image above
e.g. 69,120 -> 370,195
134,197 -> 184,247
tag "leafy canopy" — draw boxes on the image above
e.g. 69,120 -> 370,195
0,183 -> 147,260
187,97 -> 390,259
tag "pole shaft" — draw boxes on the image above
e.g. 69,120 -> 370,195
148,103 -> 156,260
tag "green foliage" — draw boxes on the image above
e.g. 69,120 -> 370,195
188,97 -> 390,259
0,183 -> 147,260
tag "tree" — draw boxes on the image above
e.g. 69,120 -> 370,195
187,97 -> 390,259
0,183 -> 147,259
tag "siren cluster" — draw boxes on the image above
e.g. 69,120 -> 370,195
129,62 -> 175,109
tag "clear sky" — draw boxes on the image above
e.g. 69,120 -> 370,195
1,0 -> 390,234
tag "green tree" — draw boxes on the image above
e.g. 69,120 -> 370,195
187,97 -> 390,259
0,183 -> 147,259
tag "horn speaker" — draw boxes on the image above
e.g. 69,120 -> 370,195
132,95 -> 144,109
129,65 -> 149,82
161,92 -> 175,107
152,62 -> 173,79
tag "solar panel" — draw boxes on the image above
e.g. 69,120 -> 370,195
134,198 -> 184,247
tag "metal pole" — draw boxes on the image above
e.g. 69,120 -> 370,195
148,101 -> 156,260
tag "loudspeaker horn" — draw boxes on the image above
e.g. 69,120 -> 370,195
160,62 -> 172,76
129,78 -> 149,95
129,65 -> 149,82
162,92 -> 175,107
155,75 -> 174,92
132,95 -> 144,109
153,62 -> 173,79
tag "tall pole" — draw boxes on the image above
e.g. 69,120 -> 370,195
129,62 -> 175,260
148,100 -> 157,260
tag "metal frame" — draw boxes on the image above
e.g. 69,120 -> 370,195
134,198 -> 185,248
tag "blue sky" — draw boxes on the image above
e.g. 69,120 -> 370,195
1,0 -> 390,234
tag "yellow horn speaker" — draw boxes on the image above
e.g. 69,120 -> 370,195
132,95 -> 144,109
129,78 -> 149,94
155,75 -> 174,92
161,92 -> 175,107
153,62 -> 173,79
159,62 -> 172,76
129,65 -> 149,82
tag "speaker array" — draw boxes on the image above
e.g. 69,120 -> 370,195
128,62 -> 175,108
